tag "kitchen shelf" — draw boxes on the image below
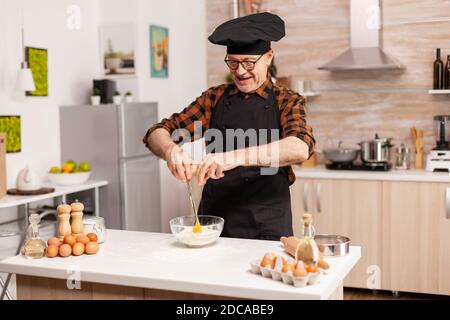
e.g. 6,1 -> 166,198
299,91 -> 321,98
428,89 -> 450,95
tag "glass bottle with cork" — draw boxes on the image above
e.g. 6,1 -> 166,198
445,54 -> 450,89
297,213 -> 320,266
22,214 -> 47,259
434,48 -> 444,90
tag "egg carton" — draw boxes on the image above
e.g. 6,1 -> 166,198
249,259 -> 321,288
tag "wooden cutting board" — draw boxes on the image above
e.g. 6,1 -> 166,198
0,133 -> 6,199
7,187 -> 55,196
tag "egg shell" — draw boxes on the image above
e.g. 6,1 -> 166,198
47,237 -> 61,247
76,235 -> 90,245
59,244 -> 72,257
72,243 -> 85,256
85,241 -> 99,255
64,235 -> 77,246
87,232 -> 98,242
47,245 -> 59,258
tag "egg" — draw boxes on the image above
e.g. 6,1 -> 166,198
72,243 -> 85,256
293,261 -> 308,277
87,232 -> 98,242
76,235 -> 90,245
47,245 -> 59,258
47,237 -> 61,247
318,258 -> 329,270
64,235 -> 77,246
282,259 -> 296,273
259,252 -> 276,268
85,241 -> 99,255
306,264 -> 319,274
59,244 -> 72,257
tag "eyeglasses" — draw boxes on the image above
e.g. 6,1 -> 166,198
224,55 -> 264,71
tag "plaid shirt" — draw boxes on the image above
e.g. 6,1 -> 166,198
143,77 -> 315,184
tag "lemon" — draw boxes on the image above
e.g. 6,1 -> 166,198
65,160 -> 77,168
49,166 -> 61,174
78,161 -> 91,172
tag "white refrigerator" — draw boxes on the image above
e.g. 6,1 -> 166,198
59,102 -> 161,232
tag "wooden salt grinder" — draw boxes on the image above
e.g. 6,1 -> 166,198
70,201 -> 84,237
57,204 -> 72,241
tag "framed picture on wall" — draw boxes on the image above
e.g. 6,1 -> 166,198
25,47 -> 48,96
150,25 -> 169,78
0,116 -> 21,153
99,24 -> 136,76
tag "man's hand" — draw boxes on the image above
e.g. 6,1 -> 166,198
197,152 -> 238,186
164,145 -> 196,183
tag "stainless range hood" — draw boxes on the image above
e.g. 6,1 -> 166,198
318,0 -> 403,71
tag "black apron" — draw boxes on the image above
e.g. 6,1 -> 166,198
198,83 -> 293,240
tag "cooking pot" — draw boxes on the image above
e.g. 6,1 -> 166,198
359,134 -> 394,164
323,141 -> 360,163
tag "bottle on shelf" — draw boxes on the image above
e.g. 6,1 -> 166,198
22,214 -> 47,259
445,55 -> 450,90
433,48 -> 444,90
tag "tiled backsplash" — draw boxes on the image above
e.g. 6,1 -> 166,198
205,0 -> 450,159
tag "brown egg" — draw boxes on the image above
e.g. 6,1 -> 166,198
47,237 -> 61,247
87,233 -> 98,242
59,244 -> 72,257
259,252 -> 276,268
47,245 -> 59,258
76,235 -> 90,245
282,260 -> 296,273
72,243 -> 85,256
293,265 -> 308,277
318,258 -> 329,270
85,241 -> 99,255
64,235 -> 77,246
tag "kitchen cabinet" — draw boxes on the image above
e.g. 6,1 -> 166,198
290,179 -> 382,289
382,181 -> 450,295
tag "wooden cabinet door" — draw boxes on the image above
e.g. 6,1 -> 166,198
438,185 -> 450,295
290,179 -> 314,237
314,179 -> 382,289
291,178 -> 381,288
382,181 -> 450,295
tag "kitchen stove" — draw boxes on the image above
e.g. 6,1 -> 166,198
326,162 -> 392,171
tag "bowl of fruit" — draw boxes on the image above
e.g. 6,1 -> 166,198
47,160 -> 92,186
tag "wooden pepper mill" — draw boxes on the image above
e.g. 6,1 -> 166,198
57,204 -> 72,241
70,201 -> 84,237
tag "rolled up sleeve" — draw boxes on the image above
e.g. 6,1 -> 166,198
142,89 -> 215,149
280,93 -> 315,159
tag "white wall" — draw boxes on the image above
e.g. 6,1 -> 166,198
134,0 -> 207,232
0,0 -> 101,221
0,0 -> 101,187
0,0 -> 207,231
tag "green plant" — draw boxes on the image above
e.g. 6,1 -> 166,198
125,91 -> 132,96
104,51 -> 122,59
114,90 -> 121,96
93,88 -> 101,96
0,116 -> 21,153
26,47 -> 48,96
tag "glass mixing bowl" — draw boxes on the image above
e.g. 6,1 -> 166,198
169,215 -> 224,247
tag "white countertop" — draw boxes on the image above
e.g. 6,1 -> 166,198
0,230 -> 360,300
0,180 -> 108,209
294,166 -> 450,183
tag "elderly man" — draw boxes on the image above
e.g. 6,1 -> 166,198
143,12 -> 315,240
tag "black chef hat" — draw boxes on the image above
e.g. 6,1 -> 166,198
208,12 -> 285,55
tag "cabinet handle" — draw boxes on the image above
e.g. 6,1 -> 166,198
316,183 -> 322,213
447,188 -> 450,219
303,183 -> 309,213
